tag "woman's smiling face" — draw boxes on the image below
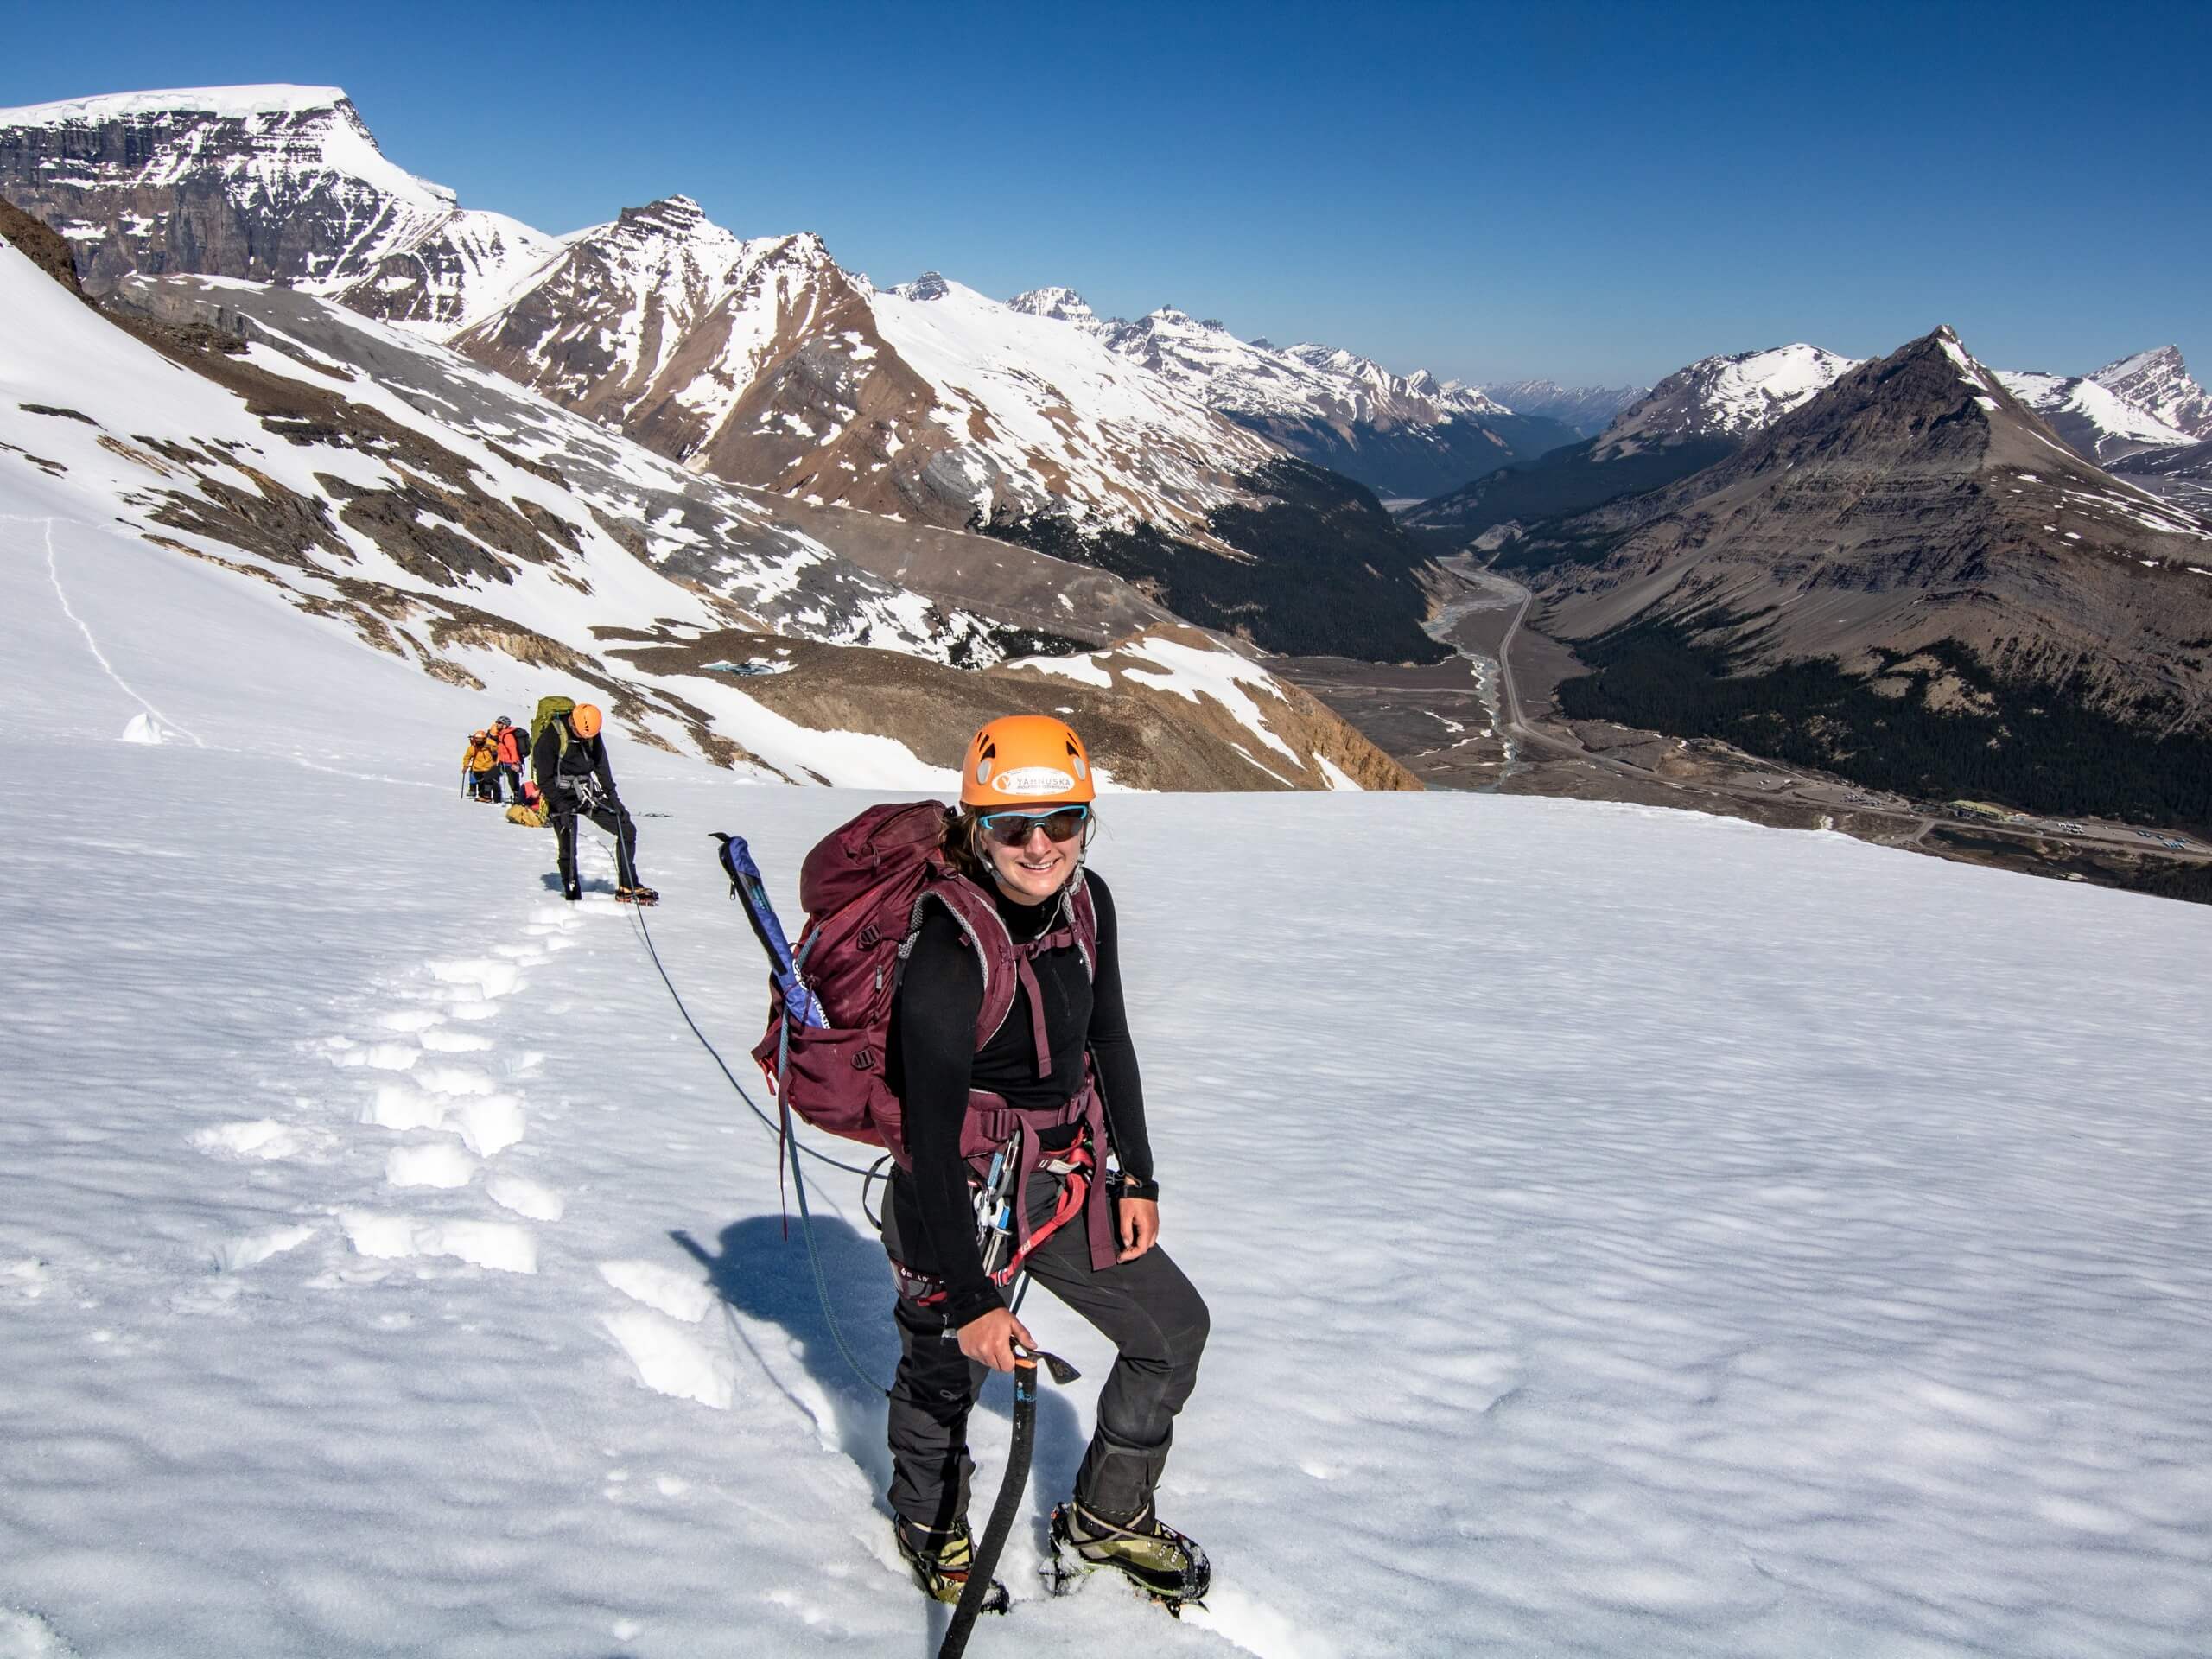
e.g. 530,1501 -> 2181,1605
982,811 -> 1083,904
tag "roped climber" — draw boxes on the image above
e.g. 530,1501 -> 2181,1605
530,702 -> 657,906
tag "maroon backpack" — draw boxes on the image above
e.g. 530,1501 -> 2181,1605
752,800 -> 1100,1170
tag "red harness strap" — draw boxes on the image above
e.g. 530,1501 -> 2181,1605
988,1137 -> 1094,1286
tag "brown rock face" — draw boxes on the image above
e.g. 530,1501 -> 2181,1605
449,214 -> 996,527
0,194 -> 86,296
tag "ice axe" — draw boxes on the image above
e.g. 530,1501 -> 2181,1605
939,1342 -> 1082,1658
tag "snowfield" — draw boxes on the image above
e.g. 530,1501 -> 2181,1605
4,500 -> 2212,1658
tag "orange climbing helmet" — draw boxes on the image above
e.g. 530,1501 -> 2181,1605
960,714 -> 1095,807
570,702 -> 604,740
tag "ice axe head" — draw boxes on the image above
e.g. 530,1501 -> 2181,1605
1014,1344 -> 1082,1386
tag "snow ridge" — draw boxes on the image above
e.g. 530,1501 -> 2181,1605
1026,292 -> 1510,432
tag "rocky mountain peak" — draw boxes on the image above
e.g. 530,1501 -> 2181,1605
617,194 -> 708,231
597,194 -> 740,264
1596,342 -> 1860,458
1007,286 -> 1101,329
0,83 -> 478,295
893,270 -> 952,302
2092,345 -> 2212,440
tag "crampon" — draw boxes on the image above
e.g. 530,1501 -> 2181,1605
895,1517 -> 1009,1618
1043,1499 -> 1211,1616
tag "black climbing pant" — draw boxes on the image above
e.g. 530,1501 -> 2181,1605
881,1171 -> 1208,1532
554,803 -> 639,892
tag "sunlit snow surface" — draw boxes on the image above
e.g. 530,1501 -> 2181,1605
4,512 -> 2212,1656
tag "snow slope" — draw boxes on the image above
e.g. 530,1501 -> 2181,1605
0,238 -> 999,785
1065,300 -> 1510,428
1994,368 -> 2196,464
5,466 -> 2211,1656
868,276 -> 1276,525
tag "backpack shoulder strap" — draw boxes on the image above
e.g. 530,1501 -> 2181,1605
912,876 -> 1019,1052
1065,876 -> 1099,980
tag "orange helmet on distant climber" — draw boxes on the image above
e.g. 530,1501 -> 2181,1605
570,703 -> 604,740
960,715 -> 1095,807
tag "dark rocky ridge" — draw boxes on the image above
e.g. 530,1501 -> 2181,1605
980,459 -> 1453,664
1221,405 -> 1577,502
1510,328 -> 2212,823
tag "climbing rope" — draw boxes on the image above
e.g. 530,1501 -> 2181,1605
612,844 -> 890,1397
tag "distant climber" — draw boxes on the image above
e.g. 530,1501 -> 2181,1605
505,781 -> 550,830
490,715 -> 526,804
530,700 -> 657,905
462,729 -> 499,803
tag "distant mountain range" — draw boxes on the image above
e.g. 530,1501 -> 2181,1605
1407,337 -> 2212,548
0,84 -> 1532,661
1007,291 -> 1577,499
9,80 -> 2212,826
1474,380 -> 1647,437
1404,345 -> 1863,545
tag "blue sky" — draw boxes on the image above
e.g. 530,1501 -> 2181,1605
5,0 -> 2206,386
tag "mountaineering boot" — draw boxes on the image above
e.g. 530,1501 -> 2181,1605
615,886 -> 660,906
893,1516 -> 1009,1615
563,882 -> 582,903
1046,1497 -> 1211,1611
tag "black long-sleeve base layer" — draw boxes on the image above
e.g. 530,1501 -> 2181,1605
886,871 -> 1152,1329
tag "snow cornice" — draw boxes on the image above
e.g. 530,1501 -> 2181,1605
0,85 -> 355,127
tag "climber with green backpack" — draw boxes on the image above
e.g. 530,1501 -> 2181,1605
530,696 -> 656,905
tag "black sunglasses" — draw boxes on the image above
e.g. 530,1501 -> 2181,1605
979,805 -> 1090,845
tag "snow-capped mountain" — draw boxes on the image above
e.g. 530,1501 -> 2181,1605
449,196 -> 768,427
1007,294 -> 1574,499
1592,343 -> 1862,458
448,211 -> 1278,538
2091,346 -> 2212,440
1993,368 -> 2195,466
0,85 -> 561,330
1475,379 -> 1648,437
